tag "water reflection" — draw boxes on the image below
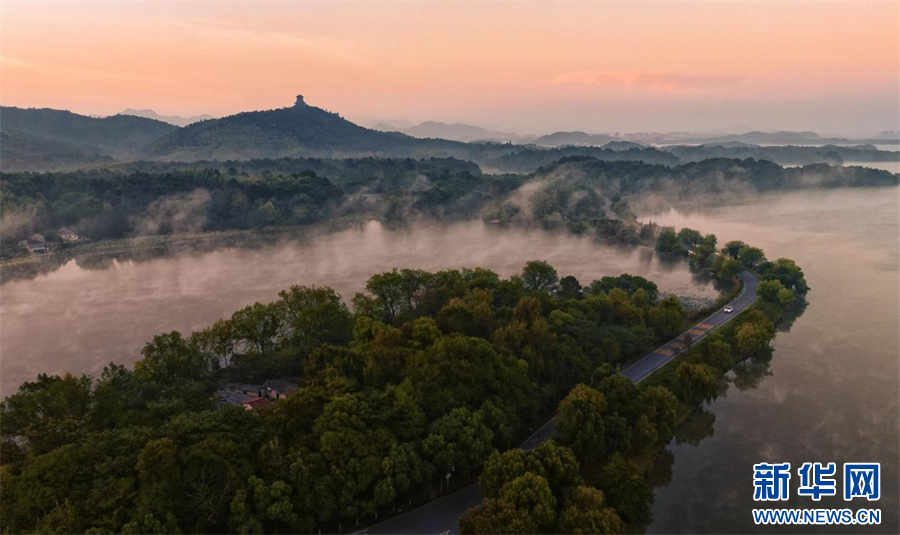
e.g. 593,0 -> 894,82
729,357 -> 774,393
638,187 -> 899,533
674,407 -> 717,448
0,220 -> 720,396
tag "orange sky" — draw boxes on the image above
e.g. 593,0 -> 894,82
1,1 -> 898,135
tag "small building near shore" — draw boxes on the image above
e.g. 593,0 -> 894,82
58,227 -> 78,241
26,241 -> 47,254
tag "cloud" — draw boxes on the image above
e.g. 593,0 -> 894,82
550,71 -> 744,89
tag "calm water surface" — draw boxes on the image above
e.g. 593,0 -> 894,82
0,221 -> 717,396
637,187 -> 899,533
2,189 -> 896,533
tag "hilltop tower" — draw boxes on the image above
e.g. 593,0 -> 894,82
294,94 -> 306,107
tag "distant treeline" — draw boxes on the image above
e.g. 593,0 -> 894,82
3,156 -> 896,259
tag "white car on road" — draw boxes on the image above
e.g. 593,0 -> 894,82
723,305 -> 734,313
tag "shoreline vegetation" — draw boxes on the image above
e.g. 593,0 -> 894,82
3,155 -> 897,275
0,223 -> 808,534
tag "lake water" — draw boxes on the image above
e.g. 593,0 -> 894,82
635,187 -> 899,533
0,220 -> 718,397
2,189 -> 896,533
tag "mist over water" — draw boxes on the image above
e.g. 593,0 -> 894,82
2,188 -> 896,532
636,187 -> 899,533
0,220 -> 717,397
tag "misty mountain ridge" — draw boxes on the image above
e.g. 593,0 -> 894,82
0,128 -> 115,171
2,96 -> 898,173
119,108 -> 215,127
373,120 -> 530,143
143,95 -> 474,161
534,131 -> 618,147
0,105 -> 178,159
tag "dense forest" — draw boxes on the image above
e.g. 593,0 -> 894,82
3,155 -> 895,262
1,228 -> 809,534
0,261 -> 682,533
459,240 -> 809,534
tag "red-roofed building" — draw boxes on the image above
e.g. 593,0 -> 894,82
241,397 -> 271,411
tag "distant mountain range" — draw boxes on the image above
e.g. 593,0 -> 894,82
0,106 -> 177,158
533,131 -> 617,147
372,120 -> 531,143
1,96 -> 897,172
118,108 -> 215,127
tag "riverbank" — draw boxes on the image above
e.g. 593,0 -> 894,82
0,220 -> 377,284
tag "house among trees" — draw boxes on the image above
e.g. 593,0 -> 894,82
57,227 -> 79,241
261,378 -> 298,400
227,383 -> 263,397
240,398 -> 271,411
215,380 -> 296,407
25,241 -> 47,254
216,391 -> 251,406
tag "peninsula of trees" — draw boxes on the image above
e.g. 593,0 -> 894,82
2,237 -> 808,533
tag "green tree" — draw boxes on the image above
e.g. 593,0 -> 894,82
558,275 -> 583,299
194,319 -> 237,368
0,373 -> 93,454
756,279 -> 785,302
710,255 -> 742,280
675,362 -> 719,403
558,486 -> 625,535
555,384 -> 608,463
759,258 -> 809,296
693,234 -> 717,265
229,476 -> 299,534
135,331 -> 208,384
676,228 -> 702,247
231,302 -> 282,356
406,334 -> 533,420
422,407 -> 494,480
646,296 -> 686,340
524,441 -> 584,500
777,287 -> 796,309
735,322 -> 773,358
737,246 -> 766,269
723,240 -> 747,259
704,335 -> 735,371
498,472 -> 557,532
521,260 -> 559,293
640,386 -> 679,443
459,498 -> 538,534
278,285 -> 352,354
655,228 -> 682,253
366,269 -> 406,323
436,288 -> 496,338
480,449 -> 528,499
596,454 -> 653,523
135,438 -> 181,523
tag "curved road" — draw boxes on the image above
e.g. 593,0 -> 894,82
368,271 -> 758,535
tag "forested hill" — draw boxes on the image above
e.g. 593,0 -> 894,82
143,95 -> 472,161
3,99 -> 899,173
0,106 -> 178,158
0,128 -> 116,171
532,156 -> 899,196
